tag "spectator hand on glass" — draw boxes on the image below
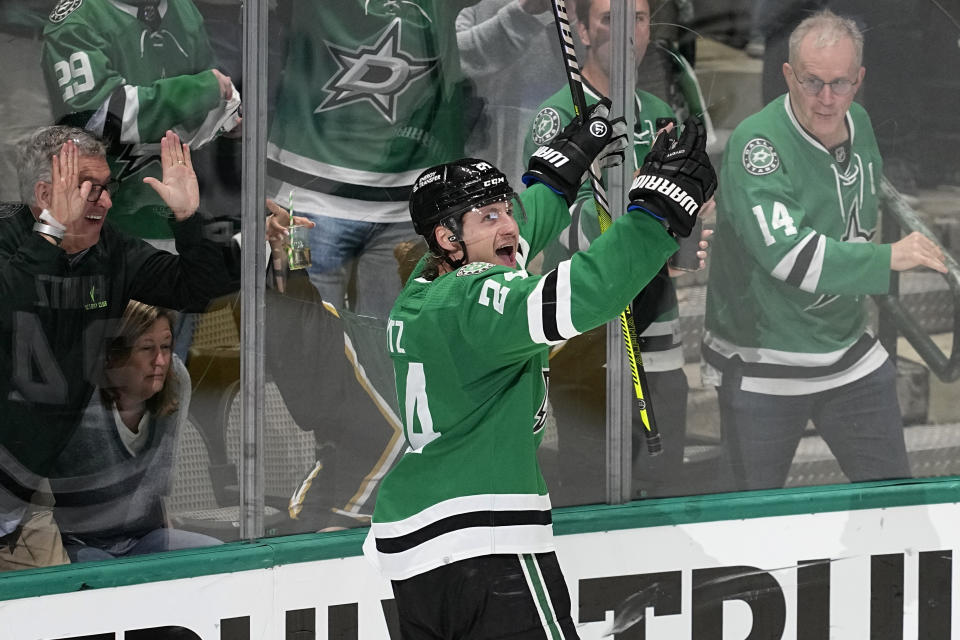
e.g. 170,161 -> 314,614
48,139 -> 92,233
142,131 -> 200,221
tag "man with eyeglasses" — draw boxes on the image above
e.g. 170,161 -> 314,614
700,10 -> 947,491
0,125 -> 231,570
40,0 -> 240,242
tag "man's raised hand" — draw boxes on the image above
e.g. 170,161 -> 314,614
48,139 -> 89,229
143,130 -> 199,221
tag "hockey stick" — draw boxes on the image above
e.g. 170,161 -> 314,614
548,0 -> 662,455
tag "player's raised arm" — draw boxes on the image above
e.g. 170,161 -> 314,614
450,117 -> 717,360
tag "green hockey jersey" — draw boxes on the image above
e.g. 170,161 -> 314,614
41,0 -> 222,238
266,1 -> 476,224
702,94 -> 891,395
524,82 -> 682,371
364,183 -> 677,580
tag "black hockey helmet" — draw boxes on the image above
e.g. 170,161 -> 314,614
409,158 -> 517,240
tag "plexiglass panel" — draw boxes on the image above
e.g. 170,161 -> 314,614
0,0 -> 959,575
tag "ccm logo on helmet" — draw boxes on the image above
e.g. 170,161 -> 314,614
631,174 -> 699,215
531,146 -> 569,168
483,177 -> 505,187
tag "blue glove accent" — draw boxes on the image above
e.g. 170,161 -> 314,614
522,174 -> 565,197
627,202 -> 665,221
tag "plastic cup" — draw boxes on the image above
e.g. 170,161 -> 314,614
286,224 -> 312,271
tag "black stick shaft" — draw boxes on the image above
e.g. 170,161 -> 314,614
548,0 -> 662,455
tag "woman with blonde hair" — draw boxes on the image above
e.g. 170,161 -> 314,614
49,301 -> 220,562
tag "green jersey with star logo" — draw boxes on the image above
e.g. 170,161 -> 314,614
266,1 -> 475,223
366,184 -> 677,580
702,94 -> 891,395
523,83 -> 681,371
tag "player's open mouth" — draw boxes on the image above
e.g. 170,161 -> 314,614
85,214 -> 103,221
495,243 -> 516,265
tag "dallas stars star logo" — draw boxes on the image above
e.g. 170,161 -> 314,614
316,19 -> 437,124
743,138 -> 780,176
806,195 -> 873,311
840,196 -> 874,244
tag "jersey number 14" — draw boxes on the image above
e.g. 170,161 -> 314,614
752,201 -> 797,245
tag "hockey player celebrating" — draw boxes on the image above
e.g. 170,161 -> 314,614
364,101 -> 716,636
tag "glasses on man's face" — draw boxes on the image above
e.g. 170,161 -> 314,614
791,68 -> 858,96
85,179 -> 120,202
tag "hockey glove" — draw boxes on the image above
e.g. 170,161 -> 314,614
522,98 -> 628,205
627,116 -> 717,238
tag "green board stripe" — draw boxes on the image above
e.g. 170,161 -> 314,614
1,477 -> 958,602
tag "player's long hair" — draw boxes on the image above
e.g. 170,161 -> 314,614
421,251 -> 446,281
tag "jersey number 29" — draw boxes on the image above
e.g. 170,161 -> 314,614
53,52 -> 95,101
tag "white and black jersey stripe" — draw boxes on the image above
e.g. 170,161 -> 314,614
771,230 -> 826,293
527,261 -> 578,345
701,331 -> 889,395
637,319 -> 684,371
365,494 -> 554,580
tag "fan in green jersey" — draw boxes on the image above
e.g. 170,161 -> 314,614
523,0 -> 715,502
701,10 -> 947,492
364,100 -> 717,637
266,0 -> 559,318
40,0 -> 240,240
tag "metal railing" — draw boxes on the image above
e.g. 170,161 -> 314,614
876,177 -> 960,382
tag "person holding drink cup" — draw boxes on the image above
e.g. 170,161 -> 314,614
522,0 -> 713,501
266,197 -> 316,293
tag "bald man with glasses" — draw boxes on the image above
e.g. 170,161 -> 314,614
700,10 -> 946,491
